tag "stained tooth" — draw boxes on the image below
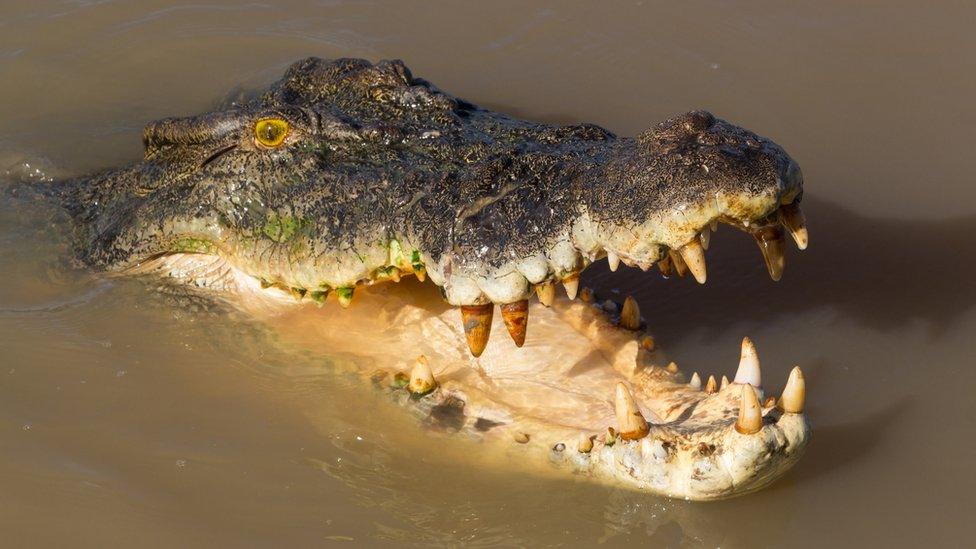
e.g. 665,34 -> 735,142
640,335 -> 655,351
710,220 -> 719,232
779,203 -> 809,250
735,384 -> 763,435
666,362 -> 679,374
614,382 -> 650,440
460,303 -> 494,357
414,267 -> 427,282
689,372 -> 702,390
607,251 -> 621,272
408,355 -> 437,396
578,433 -> 594,453
619,296 -> 641,330
336,287 -> 354,308
720,375 -> 730,389
754,225 -> 786,281
669,250 -> 688,277
579,287 -> 594,303
679,239 -> 707,284
535,282 -> 555,307
500,300 -> 529,347
734,336 -> 762,387
657,255 -> 674,278
779,366 -> 806,413
562,274 -> 580,300
700,229 -> 711,250
764,396 -> 777,408
705,375 -> 718,394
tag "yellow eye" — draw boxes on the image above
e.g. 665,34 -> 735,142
254,118 -> 290,148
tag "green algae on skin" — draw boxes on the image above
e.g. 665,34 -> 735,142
262,213 -> 305,243
169,237 -> 217,254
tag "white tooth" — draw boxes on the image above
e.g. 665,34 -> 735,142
779,366 -> 806,413
720,375 -> 730,389
607,251 -> 620,272
733,337 -> 762,387
689,371 -> 702,390
614,382 -> 649,440
408,355 -> 437,396
679,239 -> 707,284
562,274 -> 580,300
735,384 -> 763,435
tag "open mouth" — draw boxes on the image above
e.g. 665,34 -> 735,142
123,193 -> 810,501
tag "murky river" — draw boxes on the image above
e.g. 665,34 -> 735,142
1,1 -> 974,547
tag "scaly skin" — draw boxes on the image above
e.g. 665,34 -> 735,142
50,58 -> 811,500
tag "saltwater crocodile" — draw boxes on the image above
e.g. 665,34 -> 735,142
47,57 -> 810,500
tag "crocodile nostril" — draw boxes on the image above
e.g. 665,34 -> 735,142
682,110 -> 715,133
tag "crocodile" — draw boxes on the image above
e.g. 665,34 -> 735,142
46,57 -> 811,500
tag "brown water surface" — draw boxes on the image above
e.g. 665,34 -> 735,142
1,1 -> 974,547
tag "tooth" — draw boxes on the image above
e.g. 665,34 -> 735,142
619,296 -> 641,330
640,335 -> 655,351
607,252 -> 621,272
657,255 -> 674,277
414,267 -> 427,282
735,384 -> 763,435
679,239 -> 707,284
460,303 -> 494,357
779,366 -> 806,413
578,433 -> 594,453
720,375 -> 730,389
764,395 -> 777,408
666,362 -> 679,374
562,274 -> 580,300
754,225 -> 786,281
689,372 -> 702,390
700,230 -> 711,250
734,337 -> 762,387
514,432 -> 530,444
408,355 -> 437,396
535,282 -> 555,307
579,287 -> 594,303
669,250 -> 688,277
705,375 -> 718,394
336,287 -> 354,308
500,300 -> 529,347
779,203 -> 809,250
614,382 -> 649,440
710,220 -> 719,232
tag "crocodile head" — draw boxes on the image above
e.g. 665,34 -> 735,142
58,57 -> 810,500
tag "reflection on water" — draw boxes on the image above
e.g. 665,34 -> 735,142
1,1 -> 974,547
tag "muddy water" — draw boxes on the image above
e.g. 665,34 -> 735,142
1,1 -> 974,547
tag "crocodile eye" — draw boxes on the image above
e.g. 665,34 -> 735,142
254,118 -> 290,148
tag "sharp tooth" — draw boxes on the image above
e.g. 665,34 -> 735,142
735,384 -> 763,435
679,239 -> 707,284
700,229 -> 711,250
720,375 -> 730,389
607,251 -> 620,272
619,296 -> 641,330
779,366 -> 806,413
500,300 -> 529,347
336,287 -> 354,308
535,282 -> 555,307
562,274 -> 580,300
710,220 -> 719,232
669,250 -> 688,277
779,203 -> 809,250
578,433 -> 594,453
614,382 -> 650,440
689,371 -> 702,390
705,375 -> 718,394
753,225 -> 786,281
734,336 -> 762,387
763,395 -> 777,408
460,303 -> 494,357
408,355 -> 437,396
657,255 -> 674,278
666,362 -> 679,374
414,267 -> 427,282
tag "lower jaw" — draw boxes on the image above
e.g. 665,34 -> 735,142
136,253 -> 810,500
